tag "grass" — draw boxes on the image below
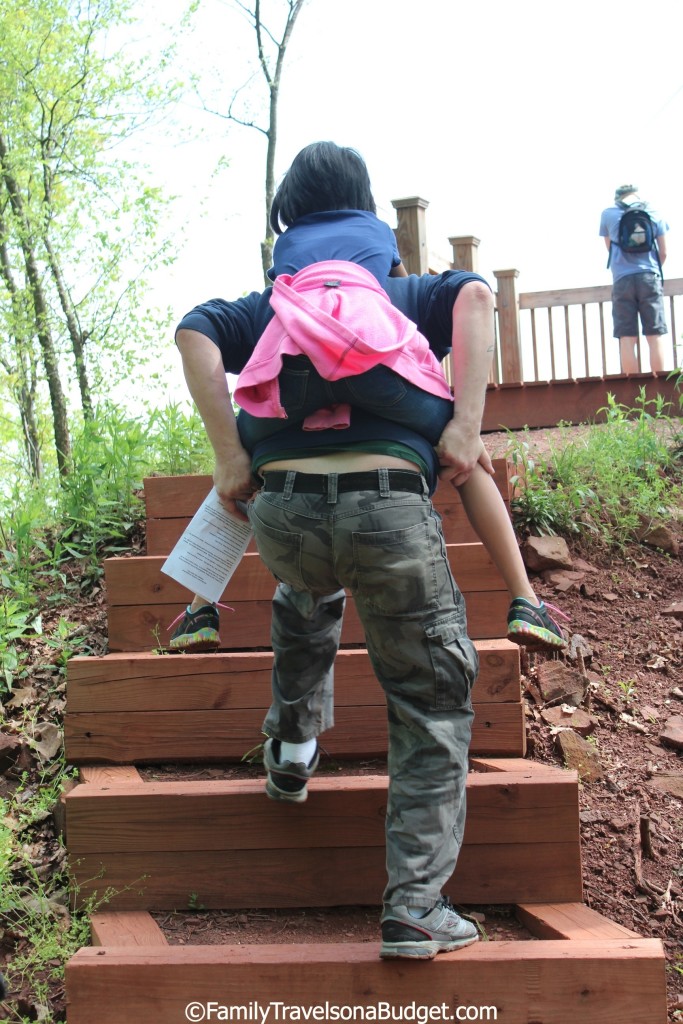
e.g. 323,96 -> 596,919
508,390 -> 683,548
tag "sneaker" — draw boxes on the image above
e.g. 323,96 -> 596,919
168,604 -> 220,652
263,737 -> 319,804
506,598 -> 568,651
380,896 -> 479,959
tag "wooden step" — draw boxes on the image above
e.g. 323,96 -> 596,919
143,458 -> 511,540
107,463 -> 516,651
142,460 -> 514,553
65,761 -> 582,910
104,544 -> 510,651
65,906 -> 668,1024
64,641 -> 525,762
147,499 -> 494,552
108,589 -> 510,651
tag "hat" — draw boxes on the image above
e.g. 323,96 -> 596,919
614,184 -> 638,202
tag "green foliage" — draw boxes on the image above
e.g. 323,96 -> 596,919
0,398 -> 214,695
145,402 -> 214,476
0,598 -> 38,691
0,758 -> 114,1024
57,405 -> 148,564
508,441 -> 597,538
0,0 -> 181,475
509,391 -> 683,548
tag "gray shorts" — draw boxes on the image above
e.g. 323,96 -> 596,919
612,272 -> 667,338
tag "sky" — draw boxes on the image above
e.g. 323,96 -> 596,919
120,0 -> 683,392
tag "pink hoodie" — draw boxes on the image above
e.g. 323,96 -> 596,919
233,260 -> 452,428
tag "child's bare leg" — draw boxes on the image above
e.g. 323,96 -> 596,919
190,594 -> 213,611
457,464 -> 537,603
457,464 -> 567,649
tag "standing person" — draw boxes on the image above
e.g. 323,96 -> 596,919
599,184 -> 669,374
170,142 -> 565,655
175,266 -> 492,959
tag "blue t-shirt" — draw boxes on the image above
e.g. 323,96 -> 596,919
599,202 -> 668,281
268,210 -> 401,283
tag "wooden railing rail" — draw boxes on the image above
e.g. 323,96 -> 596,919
494,275 -> 683,383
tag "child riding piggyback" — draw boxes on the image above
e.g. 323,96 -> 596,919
171,142 -> 567,655
234,141 -> 455,448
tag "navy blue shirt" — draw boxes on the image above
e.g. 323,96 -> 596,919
269,210 -> 401,283
176,270 -> 490,493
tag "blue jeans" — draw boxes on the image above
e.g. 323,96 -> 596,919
247,468 -> 478,909
237,356 -> 454,449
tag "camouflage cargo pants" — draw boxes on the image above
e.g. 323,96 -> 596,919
248,469 -> 478,910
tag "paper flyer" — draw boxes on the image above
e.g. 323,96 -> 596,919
161,488 -> 253,603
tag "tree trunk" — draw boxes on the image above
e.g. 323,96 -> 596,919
0,131 -> 71,473
24,249 -> 72,474
251,0 -> 306,286
44,234 -> 94,419
18,375 -> 44,479
260,81 -> 278,284
0,215 -> 44,478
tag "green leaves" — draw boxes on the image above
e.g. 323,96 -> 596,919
0,0 -> 179,477
507,393 -> 683,549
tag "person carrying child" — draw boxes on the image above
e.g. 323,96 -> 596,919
170,142 -> 566,654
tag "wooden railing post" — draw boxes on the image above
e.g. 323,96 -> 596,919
494,269 -> 523,382
449,235 -> 480,272
391,196 -> 429,276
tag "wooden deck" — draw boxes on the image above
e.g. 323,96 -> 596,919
63,464 -> 669,1023
481,372 -> 681,432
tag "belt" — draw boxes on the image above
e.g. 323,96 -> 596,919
261,469 -> 424,495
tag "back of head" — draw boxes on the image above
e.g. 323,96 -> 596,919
270,141 -> 376,234
614,183 -> 639,204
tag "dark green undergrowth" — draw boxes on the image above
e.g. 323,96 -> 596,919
508,390 -> 683,549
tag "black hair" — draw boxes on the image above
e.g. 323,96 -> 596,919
270,141 -> 376,235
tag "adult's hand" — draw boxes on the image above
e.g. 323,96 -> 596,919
214,448 -> 258,521
175,329 -> 258,522
436,423 -> 494,489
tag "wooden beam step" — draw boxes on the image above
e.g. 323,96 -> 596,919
65,908 -> 668,1024
90,911 -> 168,947
515,902 -> 642,940
66,765 -> 582,909
106,590 -> 510,652
64,703 -> 525,763
104,544 -> 505,605
146,499 -> 509,554
65,642 -> 524,763
67,642 -> 520,708
142,460 -> 513,520
481,375 -> 682,432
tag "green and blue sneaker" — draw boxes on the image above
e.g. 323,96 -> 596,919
168,604 -> 221,652
506,598 -> 568,651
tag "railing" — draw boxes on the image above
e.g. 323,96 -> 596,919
391,197 -> 683,385
492,274 -> 683,384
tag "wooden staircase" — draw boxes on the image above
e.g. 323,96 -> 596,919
63,461 -> 668,1023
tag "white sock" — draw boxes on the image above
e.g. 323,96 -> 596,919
280,738 -> 317,765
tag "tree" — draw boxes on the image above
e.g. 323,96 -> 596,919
0,0 -> 178,476
208,0 -> 307,285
